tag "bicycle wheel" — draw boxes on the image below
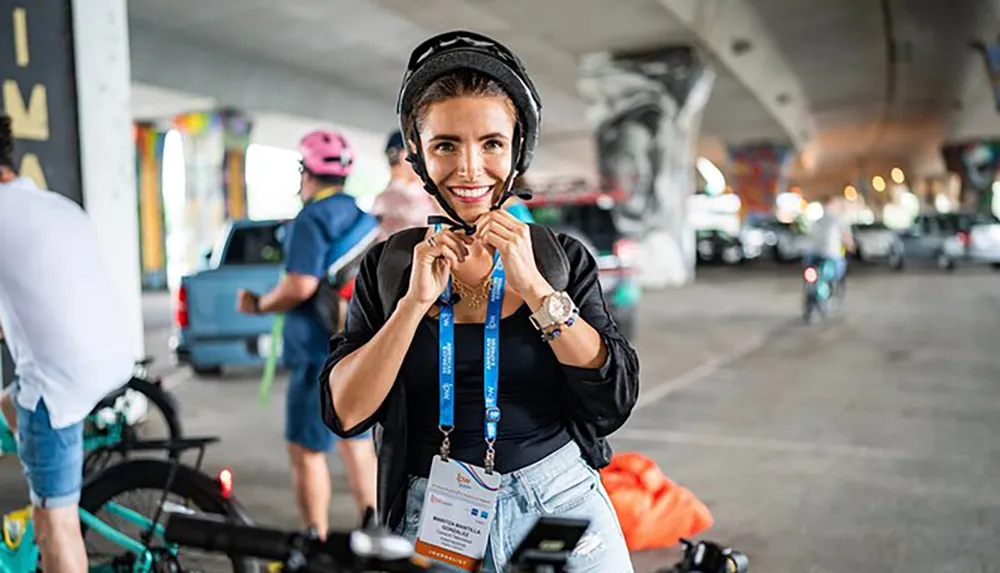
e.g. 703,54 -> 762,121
80,458 -> 258,573
84,377 -> 184,475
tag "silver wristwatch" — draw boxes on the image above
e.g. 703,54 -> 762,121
529,291 -> 577,331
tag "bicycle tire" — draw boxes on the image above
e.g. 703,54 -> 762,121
126,377 -> 184,440
84,377 -> 184,474
79,458 -> 257,573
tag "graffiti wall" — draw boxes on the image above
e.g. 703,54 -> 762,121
579,46 -> 715,287
135,123 -> 169,290
728,143 -> 792,219
173,109 -> 253,271
941,141 -> 998,214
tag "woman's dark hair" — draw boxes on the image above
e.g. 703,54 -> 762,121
403,69 -> 516,145
0,115 -> 13,170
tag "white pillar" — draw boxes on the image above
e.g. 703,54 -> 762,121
71,0 -> 145,357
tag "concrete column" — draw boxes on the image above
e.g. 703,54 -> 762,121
941,141 -> 998,214
135,122 -> 169,290
172,109 -> 253,271
728,143 -> 793,221
1,0 -> 143,386
579,46 -> 715,288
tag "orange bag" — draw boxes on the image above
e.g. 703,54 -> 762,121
599,453 -> 714,551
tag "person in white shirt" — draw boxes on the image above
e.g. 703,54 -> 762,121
0,115 -> 135,573
371,130 -> 442,240
807,195 -> 855,282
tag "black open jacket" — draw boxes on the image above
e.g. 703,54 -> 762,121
319,231 -> 640,531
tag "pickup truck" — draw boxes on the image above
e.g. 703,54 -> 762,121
170,219 -> 285,375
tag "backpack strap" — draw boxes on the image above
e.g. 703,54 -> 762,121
375,224 -> 570,321
376,227 -> 428,321
528,223 -> 570,292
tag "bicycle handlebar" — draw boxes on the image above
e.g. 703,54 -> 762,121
164,514 -> 749,573
164,514 -> 432,573
656,539 -> 750,573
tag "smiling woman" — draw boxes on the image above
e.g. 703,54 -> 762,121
321,31 -> 638,573
419,96 -> 514,214
404,71 -> 519,228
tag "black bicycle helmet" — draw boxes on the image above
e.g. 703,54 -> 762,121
396,30 -> 542,233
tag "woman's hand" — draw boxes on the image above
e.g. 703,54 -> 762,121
476,210 -> 554,309
402,228 -> 472,309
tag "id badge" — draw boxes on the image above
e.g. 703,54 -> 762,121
415,455 -> 501,571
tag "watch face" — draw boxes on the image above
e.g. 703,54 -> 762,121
546,293 -> 573,322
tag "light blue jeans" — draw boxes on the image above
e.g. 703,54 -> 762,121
11,381 -> 84,508
395,440 -> 634,572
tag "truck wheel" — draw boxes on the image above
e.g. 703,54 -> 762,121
936,252 -> 955,272
192,366 -> 223,377
888,253 -> 904,272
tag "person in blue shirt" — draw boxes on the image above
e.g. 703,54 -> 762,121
237,130 -> 376,537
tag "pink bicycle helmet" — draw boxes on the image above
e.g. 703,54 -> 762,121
299,130 -> 354,178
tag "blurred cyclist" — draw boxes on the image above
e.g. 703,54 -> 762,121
0,114 -> 135,573
236,131 -> 377,537
371,130 -> 442,240
807,195 -> 855,284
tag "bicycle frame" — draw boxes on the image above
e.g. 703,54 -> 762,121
2,500 -> 177,573
0,409 -> 15,456
1,405 -> 178,573
1,398 -> 128,459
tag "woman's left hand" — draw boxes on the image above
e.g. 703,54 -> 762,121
476,210 -> 554,308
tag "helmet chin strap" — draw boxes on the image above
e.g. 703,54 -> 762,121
411,121 -> 533,235
490,125 -> 534,210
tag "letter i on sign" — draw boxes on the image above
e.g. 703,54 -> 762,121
14,8 -> 29,67
5,6 -> 50,190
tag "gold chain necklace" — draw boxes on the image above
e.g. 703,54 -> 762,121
451,273 -> 493,308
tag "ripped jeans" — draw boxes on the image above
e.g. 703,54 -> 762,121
395,440 -> 634,572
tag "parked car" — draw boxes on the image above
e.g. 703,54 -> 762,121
171,219 -> 285,375
889,213 -> 967,271
851,221 -> 901,262
737,226 -> 767,261
955,212 -> 1000,269
695,229 -> 745,265
749,219 -> 811,262
525,187 -> 640,340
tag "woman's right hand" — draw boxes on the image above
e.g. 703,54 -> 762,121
402,228 -> 471,309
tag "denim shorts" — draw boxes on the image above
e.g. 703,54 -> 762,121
14,394 -> 84,508
395,440 -> 634,573
285,361 -> 369,452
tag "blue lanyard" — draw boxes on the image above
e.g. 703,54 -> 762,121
436,226 -> 505,472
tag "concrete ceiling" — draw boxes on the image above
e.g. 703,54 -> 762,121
126,0 -> 1000,191
746,0 -> 995,191
126,0 -> 789,176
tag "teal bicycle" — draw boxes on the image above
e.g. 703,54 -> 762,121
79,359 -> 184,475
1,371 -> 256,572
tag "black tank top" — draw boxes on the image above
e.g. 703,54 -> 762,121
399,305 -> 572,477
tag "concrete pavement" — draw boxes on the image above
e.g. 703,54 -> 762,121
627,266 -> 1000,572
3,263 -> 999,572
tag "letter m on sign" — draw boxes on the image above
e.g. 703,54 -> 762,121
3,81 -> 49,140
